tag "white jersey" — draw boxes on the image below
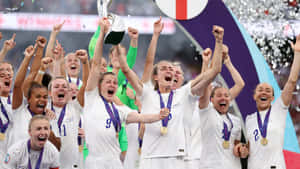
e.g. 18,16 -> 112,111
0,96 -> 13,168
83,87 -> 131,169
10,99 -> 35,147
48,99 -> 82,169
198,103 -> 242,169
123,123 -> 140,169
3,140 -> 59,169
185,103 -> 202,160
246,97 -> 288,169
138,82 -> 198,158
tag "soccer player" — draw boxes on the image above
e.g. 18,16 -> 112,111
83,17 -> 169,169
4,115 -> 60,169
10,39 -> 61,151
46,48 -> 89,169
196,44 -> 247,169
245,34 -> 300,169
0,33 -> 16,168
117,22 -> 224,169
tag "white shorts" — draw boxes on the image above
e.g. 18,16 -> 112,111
139,156 -> 184,169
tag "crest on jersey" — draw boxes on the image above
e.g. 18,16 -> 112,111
4,153 -> 10,164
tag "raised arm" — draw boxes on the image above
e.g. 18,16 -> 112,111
52,41 -> 65,77
34,57 -> 53,84
45,21 -> 65,59
22,36 -> 47,98
117,27 -> 139,85
30,36 -> 47,74
141,17 -> 164,83
198,48 -> 213,109
191,25 -> 224,96
281,34 -> 300,105
116,45 -> 143,96
0,33 -> 16,62
12,45 -> 35,109
223,44 -> 245,100
75,49 -> 90,107
86,18 -> 110,91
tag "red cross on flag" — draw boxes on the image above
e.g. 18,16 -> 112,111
155,0 -> 208,20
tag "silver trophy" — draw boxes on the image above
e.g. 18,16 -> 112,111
97,0 -> 125,45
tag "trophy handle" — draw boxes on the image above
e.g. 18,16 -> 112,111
97,0 -> 112,17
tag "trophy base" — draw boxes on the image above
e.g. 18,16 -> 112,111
104,31 -> 125,45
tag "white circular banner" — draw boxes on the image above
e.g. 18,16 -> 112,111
155,0 -> 208,20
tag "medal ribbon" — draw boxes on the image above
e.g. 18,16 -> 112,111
157,90 -> 173,128
101,96 -> 121,134
0,99 -> 10,133
78,118 -> 82,146
7,94 -> 11,104
137,111 -> 143,149
222,114 -> 233,141
256,107 -> 271,138
27,140 -> 44,169
27,106 -> 46,117
68,75 -> 80,87
51,103 -> 66,136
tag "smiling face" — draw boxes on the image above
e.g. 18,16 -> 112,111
172,64 -> 184,90
29,117 -> 50,150
65,53 -> 80,77
253,83 -> 274,111
211,87 -> 231,114
69,83 -> 79,100
50,78 -> 70,107
28,87 -> 48,115
99,73 -> 118,102
0,62 -> 14,96
152,61 -> 174,90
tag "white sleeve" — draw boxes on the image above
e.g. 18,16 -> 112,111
118,105 -> 137,123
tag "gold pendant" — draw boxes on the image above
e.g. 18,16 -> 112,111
160,127 -> 168,135
78,145 -> 84,153
222,141 -> 230,149
138,148 -> 141,155
0,133 -> 5,141
261,137 -> 268,146
116,132 -> 119,139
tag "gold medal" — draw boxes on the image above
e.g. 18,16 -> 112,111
78,145 -> 84,153
160,126 -> 167,135
116,132 -> 119,139
138,148 -> 141,155
261,137 -> 268,145
222,141 -> 230,149
0,133 -> 5,141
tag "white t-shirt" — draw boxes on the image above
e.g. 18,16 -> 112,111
138,82 -> 198,158
3,140 -> 59,169
198,103 -> 242,169
246,97 -> 288,169
48,99 -> 82,169
0,96 -> 13,168
83,87 -> 130,169
10,100 -> 35,147
124,122 -> 140,169
185,103 -> 202,160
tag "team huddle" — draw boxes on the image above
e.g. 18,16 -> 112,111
0,16 -> 299,169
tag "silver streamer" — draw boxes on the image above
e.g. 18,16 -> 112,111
223,0 -> 300,70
